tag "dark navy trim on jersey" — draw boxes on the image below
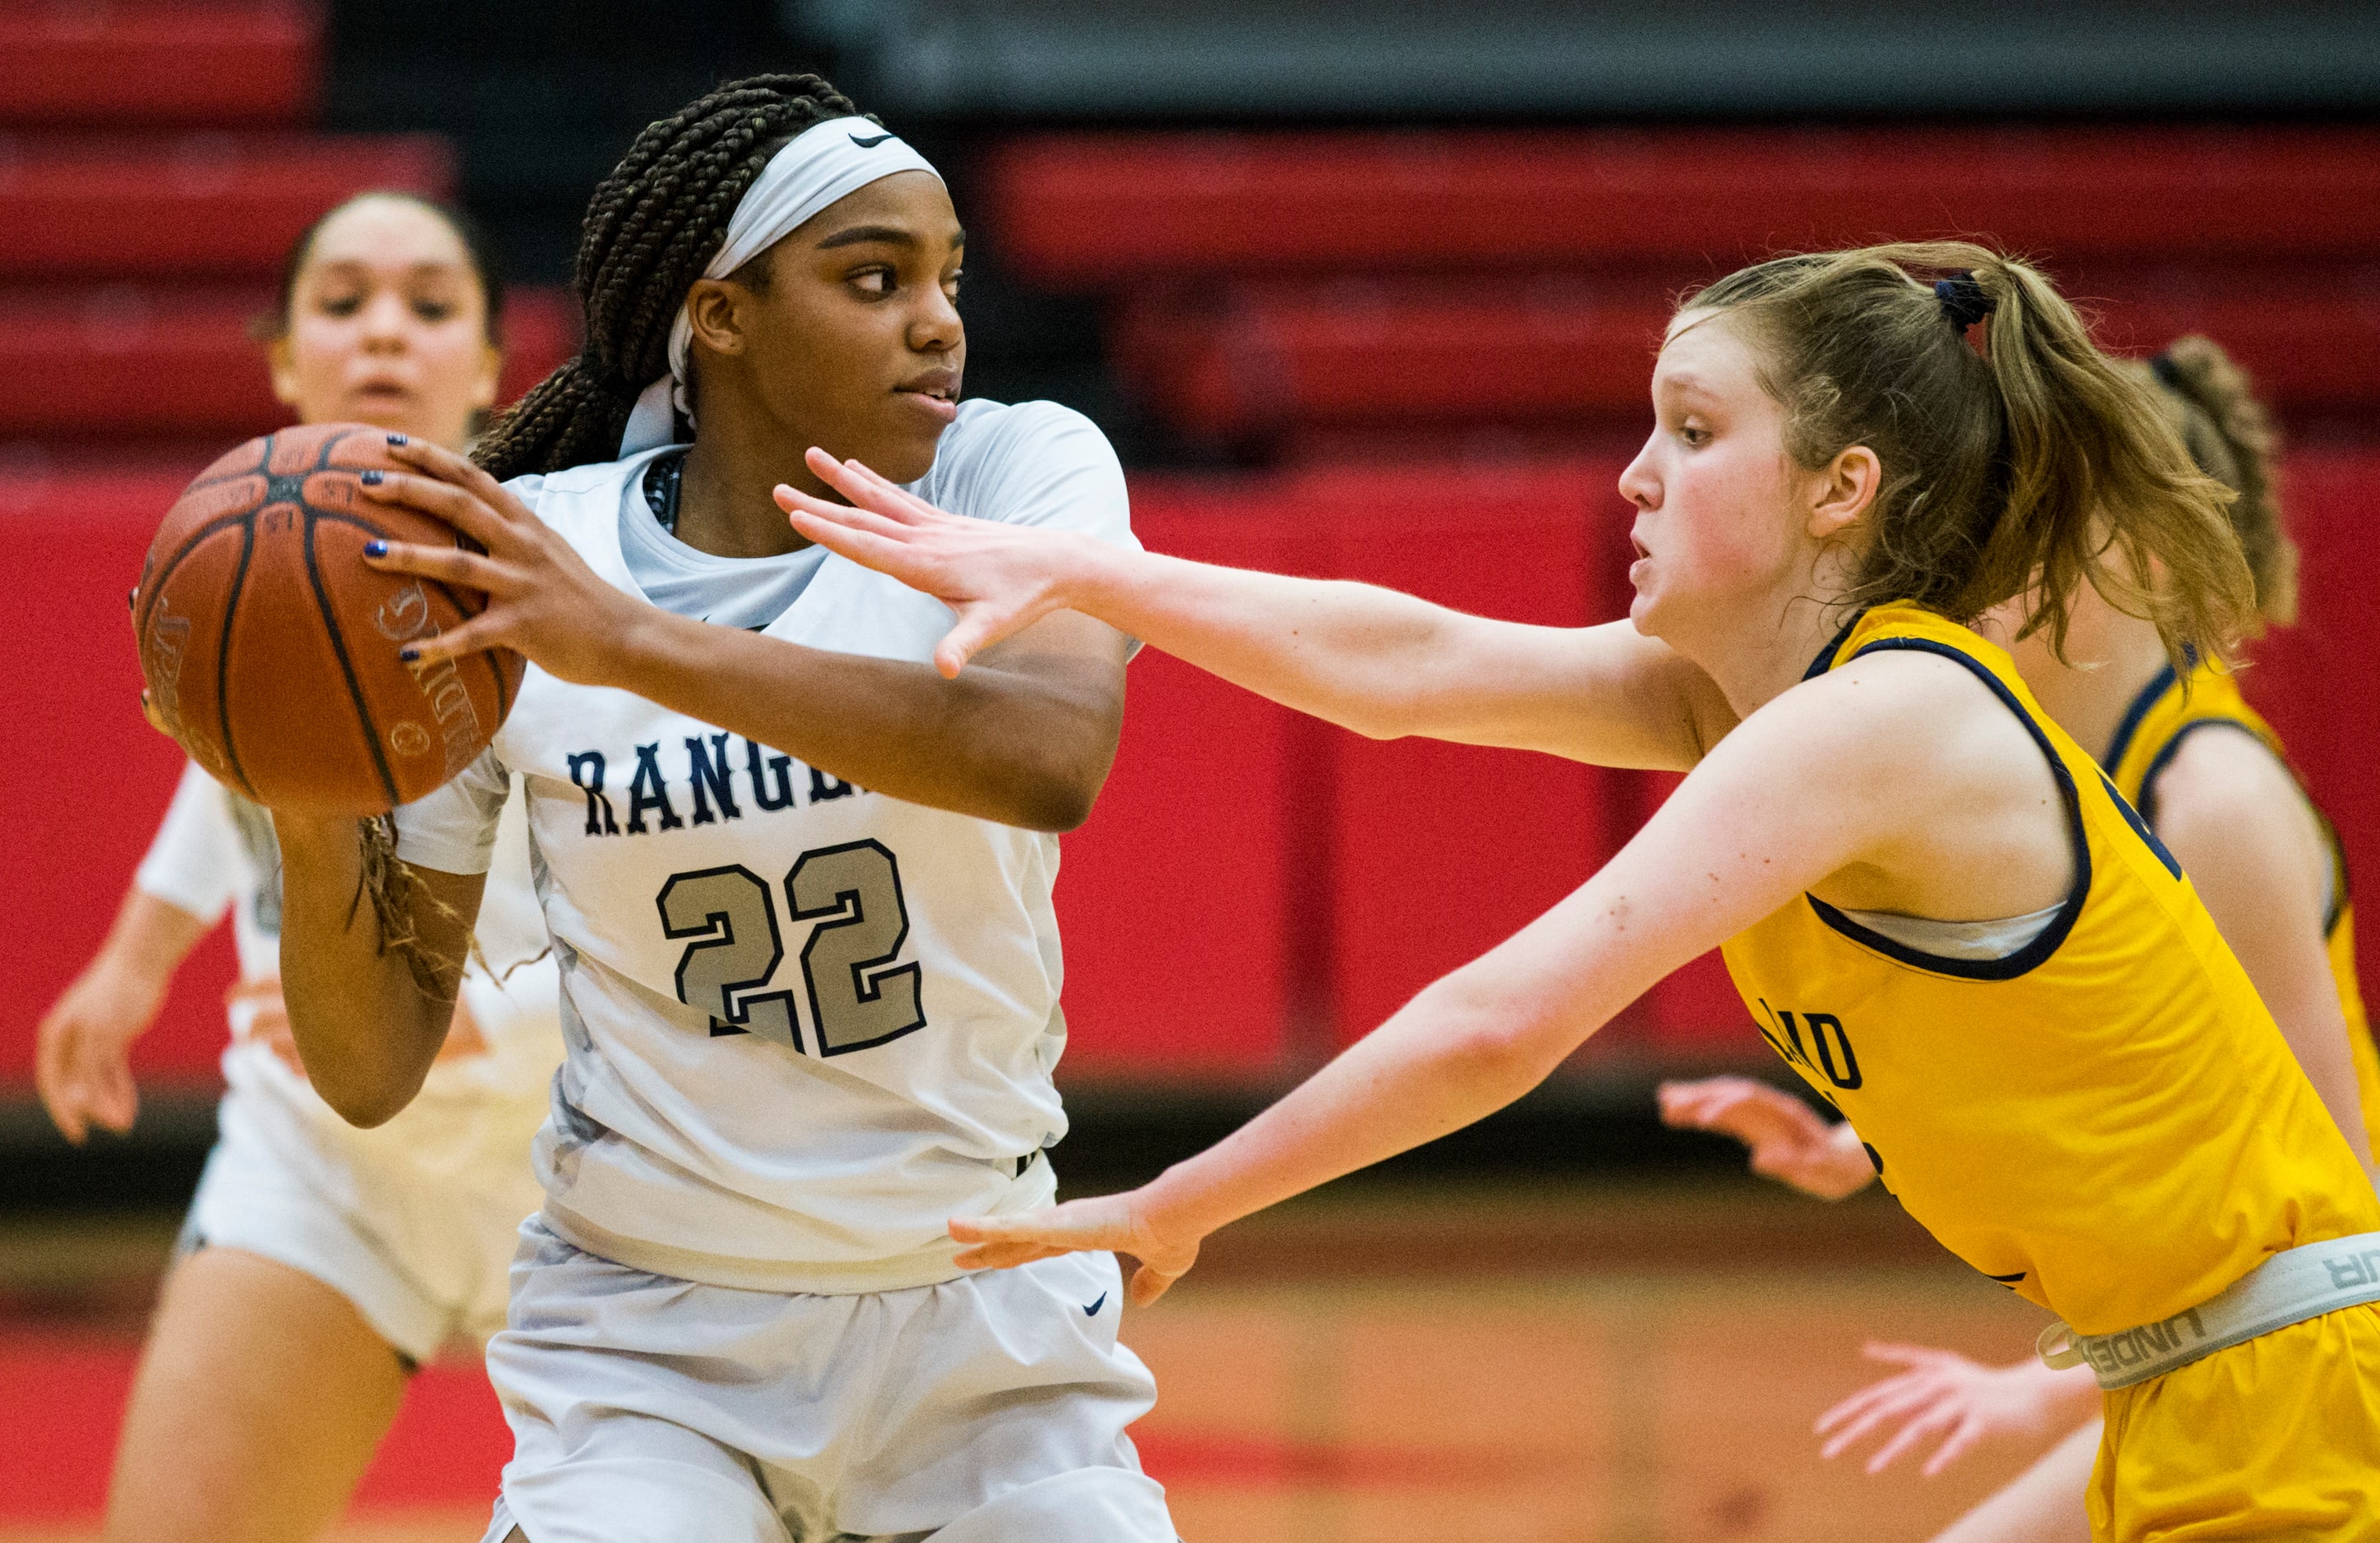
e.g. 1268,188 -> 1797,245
1802,609 -> 1869,682
2138,717 -> 2349,933
2098,769 -> 2183,880
1802,638 -> 2092,981
2102,663 -> 2179,774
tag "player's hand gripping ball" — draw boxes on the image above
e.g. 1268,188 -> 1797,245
131,423 -> 524,814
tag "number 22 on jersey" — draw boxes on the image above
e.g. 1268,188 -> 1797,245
656,839 -> 926,1057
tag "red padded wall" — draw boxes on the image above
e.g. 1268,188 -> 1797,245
2238,450 -> 2380,1002
1300,465 -> 1627,1046
0,475 -> 236,1088
1052,504 -> 1321,1083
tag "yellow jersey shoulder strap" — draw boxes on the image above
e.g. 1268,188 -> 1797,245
2106,659 -> 2347,936
1799,602 -> 2184,979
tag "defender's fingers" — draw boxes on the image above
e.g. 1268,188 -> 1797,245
1815,1386 -> 1897,1436
1127,1264 -> 1182,1306
1860,1343 -> 1951,1370
806,451 -> 928,523
1815,1374 -> 1928,1435
776,484 -> 912,539
1921,1417 -> 1986,1478
937,606 -> 1026,677
833,453 -> 941,512
1864,1403 -> 1959,1475
951,1241 -> 1068,1272
949,1212 -> 1080,1246
1818,1383 -> 1940,1457
361,540 -> 509,593
785,510 -> 925,573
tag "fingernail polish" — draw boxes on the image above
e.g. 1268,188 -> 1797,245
398,647 -> 420,662
386,432 -> 408,446
364,539 -> 388,558
360,469 -> 384,486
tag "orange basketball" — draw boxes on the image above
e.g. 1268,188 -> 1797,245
132,423 -> 524,815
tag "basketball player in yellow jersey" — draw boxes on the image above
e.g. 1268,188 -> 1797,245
1669,336 -> 2380,1542
781,243 -> 2380,1539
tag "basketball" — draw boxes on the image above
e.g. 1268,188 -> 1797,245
131,423 -> 524,815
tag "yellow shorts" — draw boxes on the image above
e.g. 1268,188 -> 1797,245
2091,1301 -> 2380,1541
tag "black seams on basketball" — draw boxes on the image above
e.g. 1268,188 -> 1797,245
132,423 -> 525,815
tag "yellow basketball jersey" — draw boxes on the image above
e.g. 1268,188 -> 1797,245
1721,603 -> 2379,1335
2103,660 -> 2380,1156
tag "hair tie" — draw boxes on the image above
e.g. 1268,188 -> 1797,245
1934,270 -> 1996,332
2148,352 -> 2184,394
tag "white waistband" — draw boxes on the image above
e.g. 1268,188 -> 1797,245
538,1150 -> 1057,1296
2037,1230 -> 2380,1389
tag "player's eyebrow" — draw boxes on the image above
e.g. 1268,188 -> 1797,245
815,223 -> 966,251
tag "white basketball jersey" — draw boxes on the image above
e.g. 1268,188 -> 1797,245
394,400 -> 1138,1294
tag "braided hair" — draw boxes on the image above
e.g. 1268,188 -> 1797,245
475,73 -> 863,481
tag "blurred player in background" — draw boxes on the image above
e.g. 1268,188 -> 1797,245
33,191 -> 562,1543
785,246 -> 2380,1540
274,76 -> 1174,1543
1662,335 -> 2379,1542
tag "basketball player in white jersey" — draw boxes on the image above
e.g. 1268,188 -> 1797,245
265,77 -> 1176,1542
35,192 -> 563,1543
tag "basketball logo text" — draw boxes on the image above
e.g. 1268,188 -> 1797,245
373,581 -> 484,777
143,594 -> 192,735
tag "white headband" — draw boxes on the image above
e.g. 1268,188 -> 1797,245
618,117 -> 942,456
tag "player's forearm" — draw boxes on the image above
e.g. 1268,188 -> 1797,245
1067,543 -> 1498,742
87,889 -> 211,1005
271,813 -> 454,1126
604,608 -> 1121,832
1928,1417 -> 2098,1543
1140,912 -> 1646,1242
2023,1360 -> 2106,1428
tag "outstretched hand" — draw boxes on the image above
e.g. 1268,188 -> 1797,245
949,1188 -> 1201,1306
777,449 -> 1102,679
34,961 -> 159,1143
357,435 -> 641,684
1816,1343 -> 2095,1476
1657,1075 -> 1877,1200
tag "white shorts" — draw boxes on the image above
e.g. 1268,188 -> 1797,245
481,1217 -> 1176,1543
181,1081 -> 539,1366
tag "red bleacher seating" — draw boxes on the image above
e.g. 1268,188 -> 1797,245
0,4 -> 319,129
987,127 -> 2380,283
0,136 -> 453,279
0,286 -> 579,438
1115,269 -> 2380,441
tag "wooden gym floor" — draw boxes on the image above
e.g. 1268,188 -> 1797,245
0,1178 -> 2061,1542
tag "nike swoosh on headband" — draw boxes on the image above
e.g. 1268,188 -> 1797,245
849,131 -> 895,148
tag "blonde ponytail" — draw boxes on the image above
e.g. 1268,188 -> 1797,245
1683,243 -> 2257,667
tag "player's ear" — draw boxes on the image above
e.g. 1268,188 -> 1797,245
684,278 -> 749,362
266,333 -> 303,412
1807,443 -> 1880,542
472,339 -> 502,412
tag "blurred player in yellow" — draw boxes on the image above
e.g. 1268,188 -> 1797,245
782,245 -> 2380,1540
33,193 -> 561,1543
1664,334 -> 2379,1541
